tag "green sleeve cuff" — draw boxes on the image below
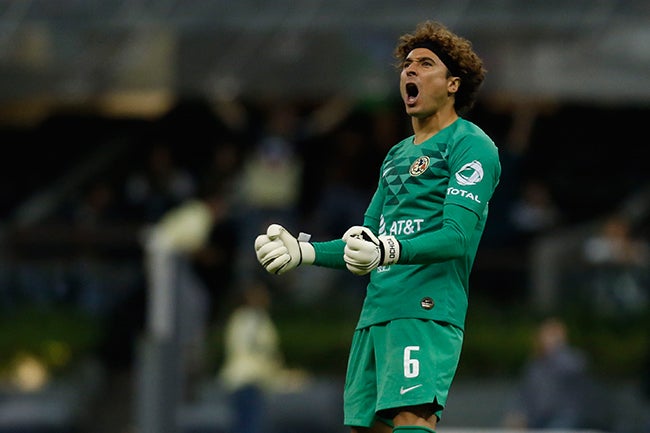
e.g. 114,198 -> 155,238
312,239 -> 347,269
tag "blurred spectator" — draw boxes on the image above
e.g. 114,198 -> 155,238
239,104 -> 304,276
503,317 -> 598,430
582,214 -> 649,315
241,105 -> 302,222
239,97 -> 354,236
189,180 -> 241,323
193,139 -> 249,304
124,143 -> 197,223
219,279 -> 309,433
509,178 -> 562,244
584,214 -> 649,266
153,183 -> 227,256
147,179 -> 240,391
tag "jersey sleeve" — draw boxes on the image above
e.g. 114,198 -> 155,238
360,155 -> 390,232
445,133 -> 501,218
399,203 -> 479,263
311,239 -> 347,268
361,188 -> 383,232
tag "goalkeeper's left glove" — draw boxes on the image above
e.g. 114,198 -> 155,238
342,226 -> 400,275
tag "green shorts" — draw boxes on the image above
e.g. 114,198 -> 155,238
343,319 -> 464,428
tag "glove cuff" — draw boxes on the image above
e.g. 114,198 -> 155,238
299,242 -> 315,265
379,236 -> 400,266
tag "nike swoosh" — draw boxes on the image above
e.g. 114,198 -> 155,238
399,384 -> 423,395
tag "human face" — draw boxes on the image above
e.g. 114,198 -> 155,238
399,48 -> 459,118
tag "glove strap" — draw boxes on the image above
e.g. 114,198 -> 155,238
380,236 -> 400,266
297,232 -> 314,265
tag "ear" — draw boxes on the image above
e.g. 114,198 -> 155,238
447,76 -> 460,94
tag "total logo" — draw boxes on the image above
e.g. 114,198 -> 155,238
447,187 -> 481,203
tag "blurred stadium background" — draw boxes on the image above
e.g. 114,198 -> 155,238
0,1 -> 649,433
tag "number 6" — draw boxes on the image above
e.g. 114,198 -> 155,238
403,345 -> 420,378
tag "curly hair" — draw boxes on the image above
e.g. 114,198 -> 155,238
394,21 -> 486,116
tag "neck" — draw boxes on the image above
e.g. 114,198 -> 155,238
411,109 -> 459,144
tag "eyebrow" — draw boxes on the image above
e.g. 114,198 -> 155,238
404,55 -> 436,63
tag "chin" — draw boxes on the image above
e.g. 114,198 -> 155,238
404,105 -> 419,116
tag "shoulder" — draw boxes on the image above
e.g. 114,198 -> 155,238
449,119 -> 499,162
453,119 -> 496,147
446,120 -> 501,185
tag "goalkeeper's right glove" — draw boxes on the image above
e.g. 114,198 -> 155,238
254,224 -> 315,275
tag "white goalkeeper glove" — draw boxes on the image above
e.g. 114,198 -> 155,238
342,226 -> 401,275
254,224 -> 315,275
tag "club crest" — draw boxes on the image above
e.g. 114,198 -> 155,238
409,156 -> 430,176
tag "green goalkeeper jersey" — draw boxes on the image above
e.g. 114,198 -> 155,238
313,118 -> 500,330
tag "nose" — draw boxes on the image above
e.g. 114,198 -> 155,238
404,63 -> 417,76
404,69 -> 417,80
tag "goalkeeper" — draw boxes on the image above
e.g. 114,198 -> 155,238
255,20 -> 501,433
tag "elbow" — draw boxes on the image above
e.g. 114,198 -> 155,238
449,235 -> 469,258
446,222 -> 471,258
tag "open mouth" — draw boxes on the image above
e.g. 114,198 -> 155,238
405,83 -> 419,104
